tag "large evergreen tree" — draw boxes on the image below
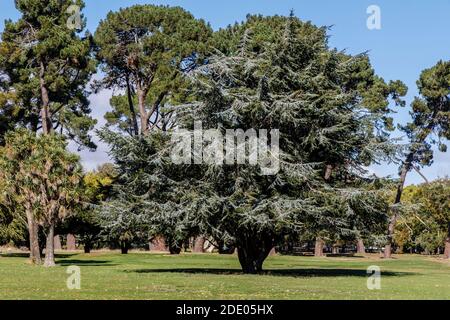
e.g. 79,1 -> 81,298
94,4 -> 212,136
0,0 -> 96,146
101,14 -> 405,273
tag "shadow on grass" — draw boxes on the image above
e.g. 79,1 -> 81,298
56,259 -> 117,267
1,252 -> 77,259
129,268 -> 414,277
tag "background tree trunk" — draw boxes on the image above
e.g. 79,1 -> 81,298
84,242 -> 92,254
385,153 -> 414,258
54,235 -> 62,250
269,247 -> 277,256
193,237 -> 206,253
120,241 -> 129,254
44,224 -> 56,267
169,244 -> 182,255
314,237 -> 324,257
66,234 -> 76,250
444,223 -> 450,259
149,236 -> 168,252
356,239 -> 366,254
26,208 -> 41,264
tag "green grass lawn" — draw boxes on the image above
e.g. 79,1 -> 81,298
0,251 -> 448,300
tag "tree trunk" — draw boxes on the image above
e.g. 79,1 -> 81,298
332,245 -> 339,254
385,155 -> 412,259
126,74 -> 139,136
84,242 -> 92,254
149,236 -> 168,252
314,237 -> 324,257
193,237 -> 206,253
39,60 -> 52,134
26,208 -> 41,265
236,235 -> 275,274
169,244 -> 182,255
44,224 -> 56,267
137,88 -> 148,135
120,241 -> 129,254
444,223 -> 450,259
324,164 -> 333,181
54,235 -> 62,250
356,238 -> 366,254
268,247 -> 277,256
66,234 -> 76,250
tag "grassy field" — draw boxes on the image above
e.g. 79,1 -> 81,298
0,251 -> 449,300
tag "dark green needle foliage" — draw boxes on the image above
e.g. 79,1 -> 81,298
0,0 -> 97,149
94,4 -> 212,135
101,14 -> 406,273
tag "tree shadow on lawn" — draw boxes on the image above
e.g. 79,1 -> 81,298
128,268 -> 414,277
1,252 -> 77,259
57,259 -> 118,267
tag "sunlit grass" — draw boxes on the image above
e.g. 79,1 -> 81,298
0,251 -> 448,300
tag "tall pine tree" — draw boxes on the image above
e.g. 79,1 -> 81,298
0,0 -> 96,264
384,60 -> 450,258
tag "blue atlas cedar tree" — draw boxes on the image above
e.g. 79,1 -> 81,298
100,14 -> 407,273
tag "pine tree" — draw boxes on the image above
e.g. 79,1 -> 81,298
0,0 -> 96,263
0,0 -> 96,145
384,60 -> 450,258
94,4 -> 212,135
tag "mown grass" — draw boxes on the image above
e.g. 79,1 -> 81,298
0,251 -> 448,300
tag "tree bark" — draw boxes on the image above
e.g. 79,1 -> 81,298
314,237 -> 325,257
66,234 -> 76,250
54,235 -> 62,250
126,74 -> 139,136
149,236 -> 168,252
356,238 -> 366,254
169,244 -> 182,255
444,222 -> 450,259
236,235 -> 275,274
193,237 -> 206,253
26,208 -> 41,265
332,244 -> 339,254
137,88 -> 149,135
120,241 -> 129,254
324,164 -> 333,181
268,247 -> 277,256
385,153 -> 413,259
44,224 -> 56,267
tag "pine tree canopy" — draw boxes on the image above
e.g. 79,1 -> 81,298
0,0 -> 97,149
94,4 -> 212,135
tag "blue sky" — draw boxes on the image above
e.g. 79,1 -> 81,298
1,0 -> 449,184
